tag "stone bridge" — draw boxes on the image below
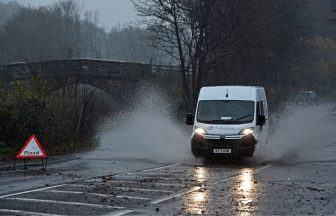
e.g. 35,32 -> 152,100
0,59 -> 149,89
0,59 -> 181,94
0,59 -> 182,114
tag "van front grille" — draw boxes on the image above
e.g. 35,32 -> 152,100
205,139 -> 239,148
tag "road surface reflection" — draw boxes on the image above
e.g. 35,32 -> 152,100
181,166 -> 259,215
182,167 -> 209,214
234,168 -> 257,215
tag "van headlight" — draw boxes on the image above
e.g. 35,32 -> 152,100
195,127 -> 207,135
239,128 -> 254,135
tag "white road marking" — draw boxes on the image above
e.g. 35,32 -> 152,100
116,187 -> 173,193
148,182 -> 185,187
1,163 -> 272,216
148,169 -> 187,173
86,178 -> 107,182
106,164 -> 273,216
150,186 -> 202,204
87,174 -> 180,182
58,183 -> 179,193
132,176 -> 179,181
104,210 -> 134,216
3,197 -> 125,209
46,190 -> 115,198
86,163 -> 179,182
0,209 -> 63,216
86,180 -> 185,188
115,195 -> 150,201
151,164 -> 272,204
0,184 -> 66,199
61,184 -> 95,188
46,190 -> 151,201
140,164 -> 179,172
212,164 -> 272,185
131,172 -> 181,176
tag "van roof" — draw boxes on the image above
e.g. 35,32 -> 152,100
198,86 -> 265,101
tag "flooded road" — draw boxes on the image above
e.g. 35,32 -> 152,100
1,156 -> 336,215
0,104 -> 336,215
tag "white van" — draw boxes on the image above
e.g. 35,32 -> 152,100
186,86 -> 268,158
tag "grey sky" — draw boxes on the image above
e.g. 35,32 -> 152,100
1,0 -> 137,30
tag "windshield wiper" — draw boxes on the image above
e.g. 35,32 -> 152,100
234,114 -> 252,121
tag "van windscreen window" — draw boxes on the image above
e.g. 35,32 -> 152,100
197,100 -> 254,124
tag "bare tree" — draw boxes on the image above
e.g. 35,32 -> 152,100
132,0 -> 245,110
0,0 -> 83,63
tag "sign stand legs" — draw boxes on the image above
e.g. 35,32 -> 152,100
41,158 -> 47,170
23,159 -> 27,170
13,158 -> 47,170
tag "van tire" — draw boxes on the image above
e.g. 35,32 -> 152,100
191,145 -> 203,158
242,148 -> 255,157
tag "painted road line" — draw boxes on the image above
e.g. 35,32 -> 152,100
148,182 -> 185,187
118,176 -> 181,181
65,185 -> 175,194
86,178 -> 107,182
0,184 -> 66,199
147,169 -> 187,173
46,190 -> 151,201
130,172 -> 182,176
0,209 -> 64,216
86,179 -> 139,183
137,176 -> 180,181
151,164 -> 272,204
116,187 -> 174,193
46,190 -> 115,198
104,210 -> 134,216
85,163 -> 179,182
105,164 -> 273,216
2,197 -> 125,209
62,184 -> 95,188
91,180 -> 185,188
150,186 -> 202,204
212,164 -> 272,185
115,195 -> 151,201
87,174 -> 180,182
140,163 -> 179,172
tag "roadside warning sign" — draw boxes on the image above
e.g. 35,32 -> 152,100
16,135 -> 47,159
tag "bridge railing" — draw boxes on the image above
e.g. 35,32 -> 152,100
151,64 -> 180,75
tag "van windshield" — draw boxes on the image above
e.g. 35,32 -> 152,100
197,100 -> 255,124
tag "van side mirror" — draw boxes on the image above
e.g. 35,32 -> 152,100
257,114 -> 266,126
185,113 -> 194,125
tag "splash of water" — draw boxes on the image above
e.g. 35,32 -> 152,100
255,103 -> 336,163
99,83 -> 195,163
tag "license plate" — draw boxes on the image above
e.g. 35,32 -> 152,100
213,149 -> 231,154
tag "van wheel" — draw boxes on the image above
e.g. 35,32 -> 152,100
191,145 -> 203,158
242,147 -> 255,158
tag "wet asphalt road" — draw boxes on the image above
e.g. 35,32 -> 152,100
0,147 -> 336,215
0,157 -> 336,215
0,105 -> 336,215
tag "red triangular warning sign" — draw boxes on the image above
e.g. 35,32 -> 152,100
16,135 -> 47,159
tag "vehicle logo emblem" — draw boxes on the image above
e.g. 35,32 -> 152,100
220,135 -> 225,139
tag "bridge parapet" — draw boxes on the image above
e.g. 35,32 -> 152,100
0,59 -> 153,82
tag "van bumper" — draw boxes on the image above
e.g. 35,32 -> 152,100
191,134 -> 257,157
